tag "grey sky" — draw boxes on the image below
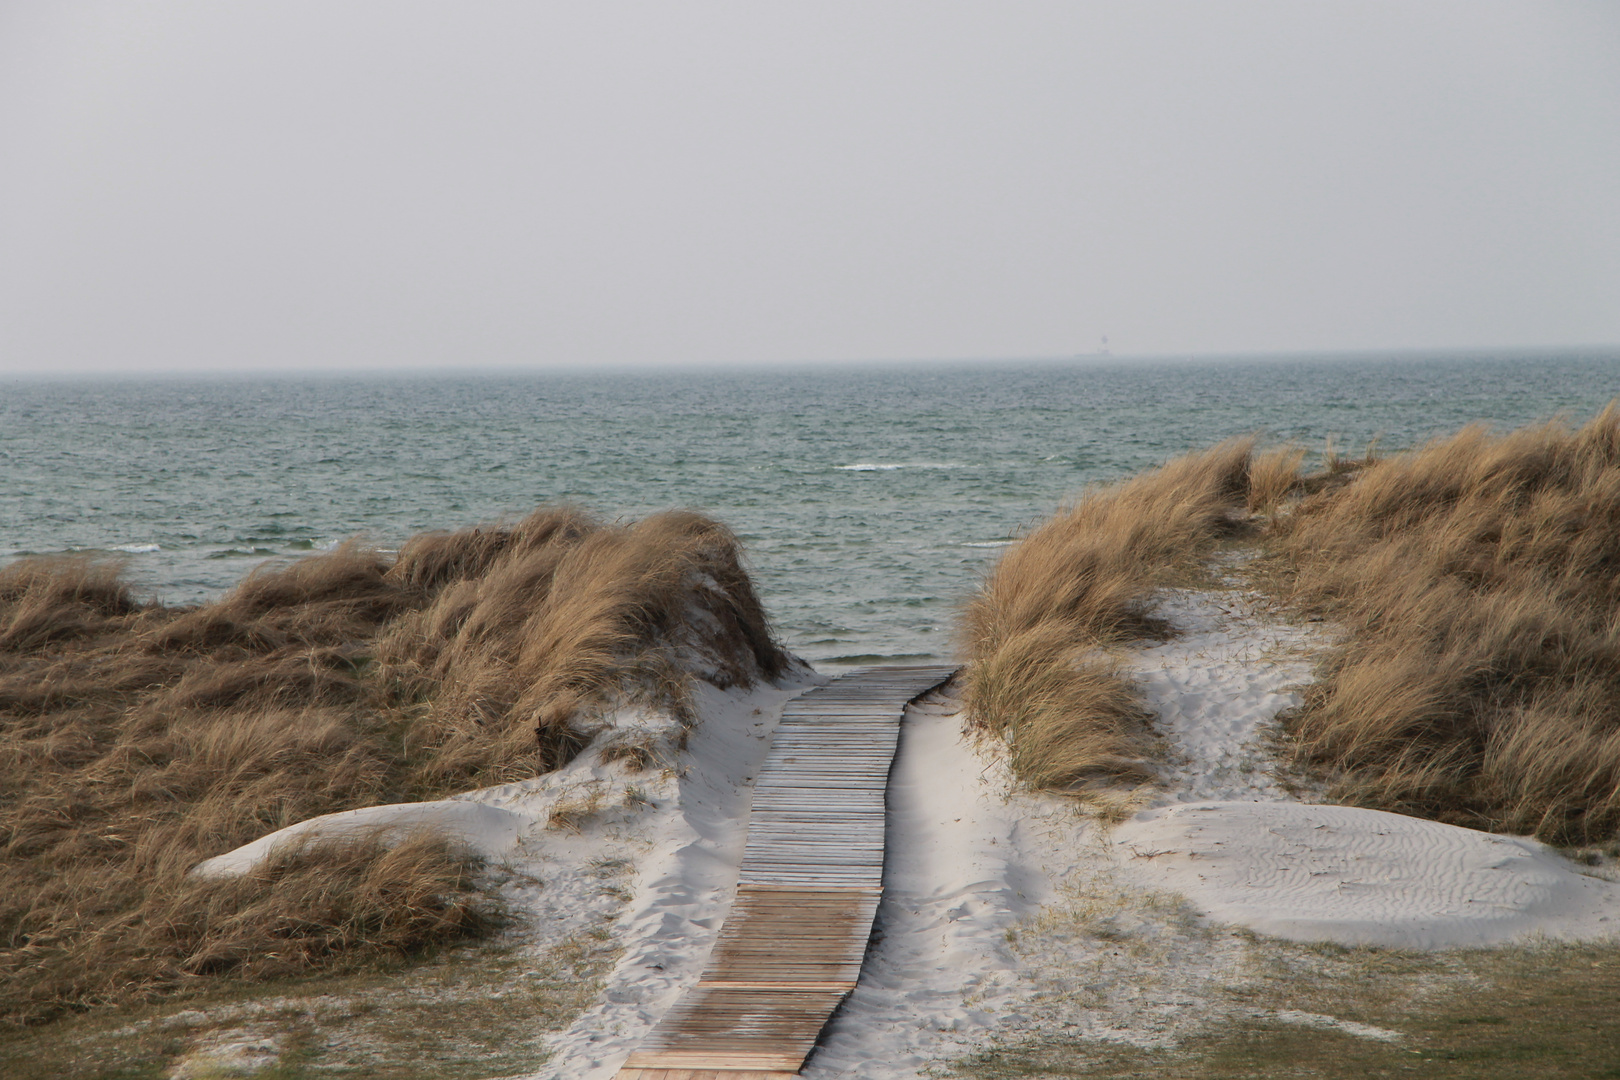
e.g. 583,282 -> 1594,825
2,2 -> 1617,375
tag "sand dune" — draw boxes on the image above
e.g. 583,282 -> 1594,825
1113,800 -> 1620,949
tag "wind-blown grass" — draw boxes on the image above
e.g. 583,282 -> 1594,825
1268,405 -> 1620,843
960,439 -> 1255,788
0,507 -> 786,1025
967,404 -> 1620,847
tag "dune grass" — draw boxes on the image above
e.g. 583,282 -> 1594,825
1266,405 -> 1620,844
0,507 -> 785,1026
965,404 -> 1620,847
959,439 -> 1255,788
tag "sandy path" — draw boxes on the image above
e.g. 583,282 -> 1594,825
801,692 -> 1042,1076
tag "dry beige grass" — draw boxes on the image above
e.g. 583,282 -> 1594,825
76,832 -> 497,995
973,404 -> 1620,842
377,509 -> 785,787
0,507 -> 785,1026
966,626 -> 1154,788
1268,405 -> 1620,843
961,440 -> 1257,789
1246,443 -> 1307,514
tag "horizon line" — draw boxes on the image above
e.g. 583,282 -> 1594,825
5,342 -> 1620,382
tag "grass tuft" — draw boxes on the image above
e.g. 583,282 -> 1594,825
0,557 -> 138,651
961,439 -> 1259,789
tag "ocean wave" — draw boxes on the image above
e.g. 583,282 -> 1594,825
63,544 -> 159,556
228,537 -> 337,553
836,462 -> 964,472
235,535 -> 315,549
961,540 -> 1015,548
206,547 -> 280,560
816,651 -> 945,665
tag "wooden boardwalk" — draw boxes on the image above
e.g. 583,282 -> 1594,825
615,664 -> 957,1080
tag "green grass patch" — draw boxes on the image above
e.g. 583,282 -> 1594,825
0,928 -> 618,1080
952,940 -> 1620,1079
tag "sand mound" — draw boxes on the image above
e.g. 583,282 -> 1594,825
1112,800 -> 1620,949
191,801 -> 530,879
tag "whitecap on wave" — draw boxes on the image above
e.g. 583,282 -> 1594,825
836,462 -> 964,472
111,543 -> 161,554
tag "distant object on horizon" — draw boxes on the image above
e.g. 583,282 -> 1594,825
1079,335 -> 1111,359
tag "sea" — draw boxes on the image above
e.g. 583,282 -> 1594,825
5,350 -> 1619,670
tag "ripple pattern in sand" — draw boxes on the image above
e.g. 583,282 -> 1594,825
1112,801 -> 1620,948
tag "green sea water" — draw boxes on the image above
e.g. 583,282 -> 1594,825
5,351 -> 1618,668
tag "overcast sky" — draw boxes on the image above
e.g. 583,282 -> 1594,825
2,2 -> 1617,375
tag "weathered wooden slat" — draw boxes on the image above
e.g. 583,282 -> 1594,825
611,665 -> 955,1079
617,1072 -> 802,1080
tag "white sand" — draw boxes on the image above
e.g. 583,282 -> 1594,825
1111,799 -> 1620,948
531,675 -> 817,1080
801,692 -> 1046,1076
1128,587 -> 1322,804
1109,586 -> 1620,949
191,801 -> 531,878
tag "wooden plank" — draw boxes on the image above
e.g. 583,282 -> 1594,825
612,665 -> 955,1079
624,1052 -> 812,1071
616,1072 -> 801,1080
616,1072 -> 803,1080
701,886 -> 878,984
